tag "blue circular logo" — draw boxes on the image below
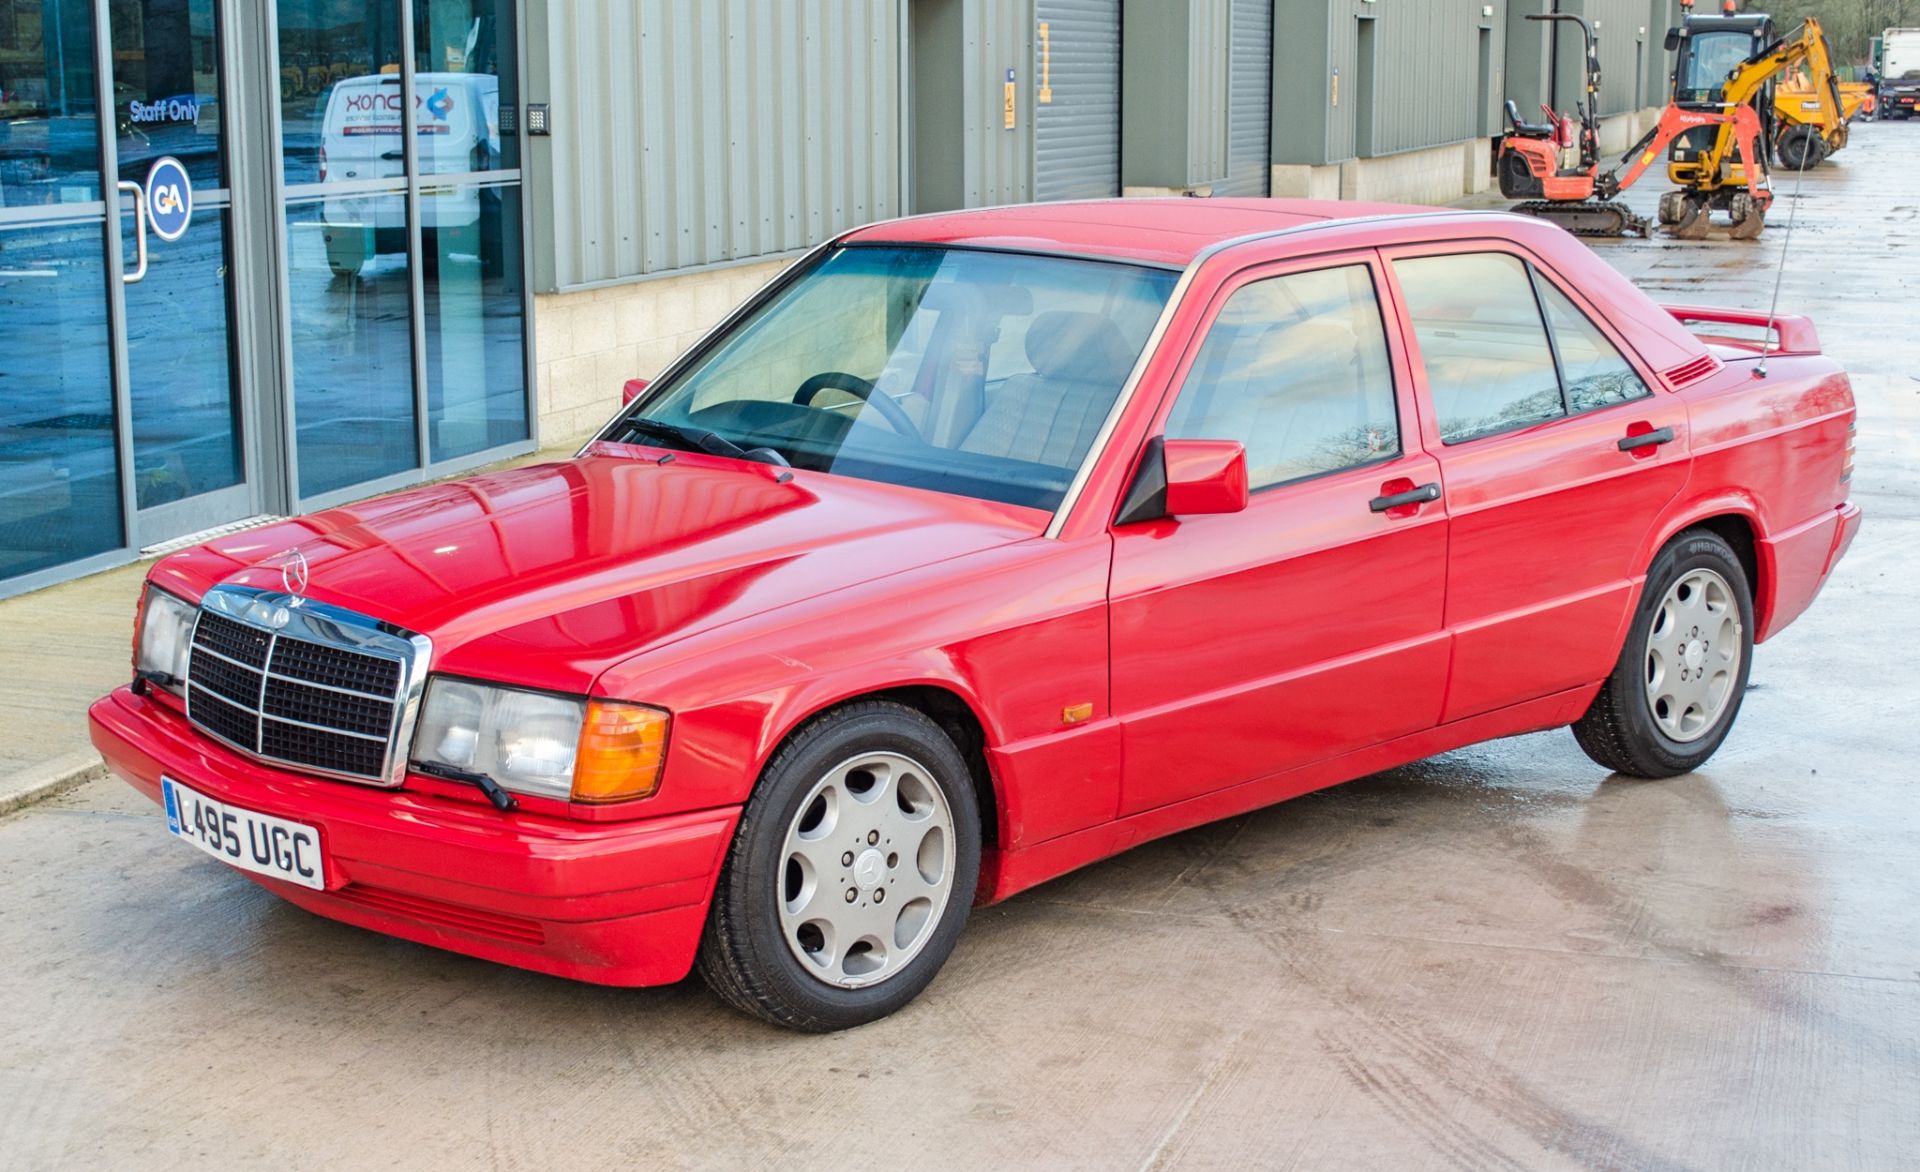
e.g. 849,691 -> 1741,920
145,156 -> 193,243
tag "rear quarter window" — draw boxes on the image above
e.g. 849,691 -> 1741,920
1393,252 -> 1564,444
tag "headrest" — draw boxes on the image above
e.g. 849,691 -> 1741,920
1024,311 -> 1138,385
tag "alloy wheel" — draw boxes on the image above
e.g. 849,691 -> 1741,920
776,751 -> 956,989
1643,567 -> 1743,743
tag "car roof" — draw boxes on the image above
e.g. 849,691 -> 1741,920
842,198 -> 1451,268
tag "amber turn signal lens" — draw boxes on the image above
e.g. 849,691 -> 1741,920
570,701 -> 670,803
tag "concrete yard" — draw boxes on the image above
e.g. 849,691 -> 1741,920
3,128 -> 1916,1171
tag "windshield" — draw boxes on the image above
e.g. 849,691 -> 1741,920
1680,31 -> 1757,100
616,245 -> 1177,511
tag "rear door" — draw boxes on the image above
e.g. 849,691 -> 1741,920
1108,252 -> 1450,816
1383,245 -> 1689,723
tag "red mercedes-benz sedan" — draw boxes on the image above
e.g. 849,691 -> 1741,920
92,200 -> 1860,1030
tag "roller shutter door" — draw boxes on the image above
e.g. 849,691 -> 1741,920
1034,0 -> 1122,201
1216,0 -> 1272,197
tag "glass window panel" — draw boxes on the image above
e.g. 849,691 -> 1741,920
127,204 -> 240,507
1394,252 -> 1566,445
0,0 -> 103,205
414,0 -> 517,173
109,0 -> 224,190
285,191 -> 416,497
1167,265 -> 1399,490
0,217 -> 123,579
1538,279 -> 1652,414
422,180 -> 526,461
277,0 -> 401,186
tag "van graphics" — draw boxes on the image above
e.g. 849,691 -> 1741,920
339,86 -> 455,135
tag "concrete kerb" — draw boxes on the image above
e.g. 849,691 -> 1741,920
0,748 -> 106,818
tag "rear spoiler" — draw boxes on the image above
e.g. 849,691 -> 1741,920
1664,304 -> 1822,356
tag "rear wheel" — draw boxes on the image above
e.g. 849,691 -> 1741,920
1572,531 -> 1754,778
697,701 -> 981,1031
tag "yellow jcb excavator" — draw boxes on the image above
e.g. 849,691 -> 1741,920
1500,3 -> 1854,239
1661,6 -> 1853,234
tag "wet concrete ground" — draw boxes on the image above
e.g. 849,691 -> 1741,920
3,127 -> 1916,1170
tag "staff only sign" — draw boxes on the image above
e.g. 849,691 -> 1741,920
145,156 -> 192,243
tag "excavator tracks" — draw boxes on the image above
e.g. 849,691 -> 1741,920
1509,200 -> 1652,239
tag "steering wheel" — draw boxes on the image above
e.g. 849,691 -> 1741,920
792,371 -> 923,441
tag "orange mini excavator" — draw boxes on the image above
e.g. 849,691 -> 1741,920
1497,10 -> 1774,238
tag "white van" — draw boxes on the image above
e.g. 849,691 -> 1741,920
317,71 -> 501,277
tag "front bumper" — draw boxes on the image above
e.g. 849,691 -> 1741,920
89,686 -> 738,987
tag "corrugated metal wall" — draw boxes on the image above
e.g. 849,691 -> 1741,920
531,0 -> 902,292
962,0 -> 1034,207
1217,0 -> 1272,195
1033,0 -> 1122,200
1185,0 -> 1230,184
1509,0 -> 1674,121
1321,0 -> 1508,162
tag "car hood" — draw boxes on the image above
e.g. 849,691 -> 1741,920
152,446 -> 1048,694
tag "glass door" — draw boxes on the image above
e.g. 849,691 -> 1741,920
106,0 -> 254,540
274,0 -> 529,508
0,0 -> 123,584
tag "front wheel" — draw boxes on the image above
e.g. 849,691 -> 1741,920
697,701 -> 981,1031
1776,127 -> 1827,171
1572,530 -> 1754,778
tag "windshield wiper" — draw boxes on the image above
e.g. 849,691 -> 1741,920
623,418 -> 784,466
410,759 -> 518,812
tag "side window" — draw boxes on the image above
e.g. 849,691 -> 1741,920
1165,264 -> 1398,490
1537,280 -> 1652,412
1393,252 -> 1565,444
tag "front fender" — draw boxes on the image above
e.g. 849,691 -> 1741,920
591,537 -> 1117,844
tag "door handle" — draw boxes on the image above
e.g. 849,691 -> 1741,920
117,180 -> 148,284
1617,426 -> 1675,452
1369,482 -> 1442,513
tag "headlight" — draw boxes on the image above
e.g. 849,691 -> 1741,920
410,677 -> 669,803
135,584 -> 197,693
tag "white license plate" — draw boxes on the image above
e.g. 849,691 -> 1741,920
162,776 -> 325,890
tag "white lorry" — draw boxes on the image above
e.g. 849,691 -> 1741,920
1879,28 -> 1920,119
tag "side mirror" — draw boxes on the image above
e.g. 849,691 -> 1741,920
1664,28 -> 1681,52
621,377 -> 649,406
1162,439 -> 1249,517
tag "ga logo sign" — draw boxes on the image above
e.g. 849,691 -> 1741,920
145,156 -> 193,243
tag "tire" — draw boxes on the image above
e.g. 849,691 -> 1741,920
1572,530 -> 1755,779
1776,127 -> 1826,171
697,700 -> 982,1031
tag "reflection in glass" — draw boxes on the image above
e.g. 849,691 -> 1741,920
127,206 -> 241,507
276,0 -> 401,186
0,0 -> 103,204
413,0 -> 517,172
422,181 -> 526,461
286,192 -> 416,497
0,218 -> 123,579
109,0 -> 225,189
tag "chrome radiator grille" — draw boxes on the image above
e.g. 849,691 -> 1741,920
184,586 -> 430,786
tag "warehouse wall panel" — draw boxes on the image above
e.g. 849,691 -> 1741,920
963,0 -> 1035,207
1217,0 -> 1273,195
530,0 -> 902,292
1283,0 -> 1508,166
1034,0 -> 1122,200
1121,0 -> 1268,191
1509,0 -> 1675,121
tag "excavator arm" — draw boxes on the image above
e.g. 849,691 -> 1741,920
1723,19 -> 1848,164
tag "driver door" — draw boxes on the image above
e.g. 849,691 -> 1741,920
1108,254 -> 1451,816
